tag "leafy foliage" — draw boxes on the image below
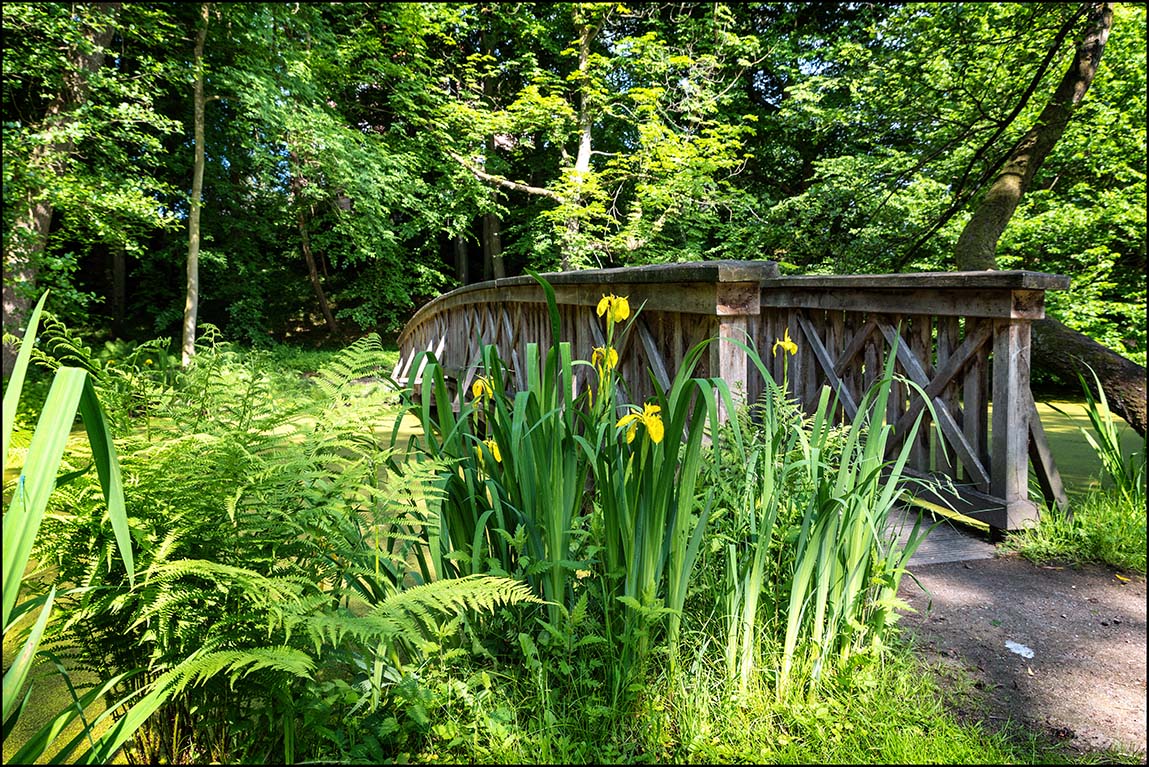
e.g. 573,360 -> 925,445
3,3 -> 1142,369
29,327 -> 539,763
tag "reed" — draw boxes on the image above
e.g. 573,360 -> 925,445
3,292 -> 175,764
776,346 -> 933,697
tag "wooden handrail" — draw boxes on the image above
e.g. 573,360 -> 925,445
395,261 -> 1070,532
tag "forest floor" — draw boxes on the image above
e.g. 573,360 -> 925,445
898,553 -> 1147,762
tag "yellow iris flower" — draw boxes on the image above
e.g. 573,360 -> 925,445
772,328 -> 797,357
478,438 -> 501,464
471,375 -> 494,401
616,402 -> 664,444
596,294 -> 630,323
592,345 -> 618,374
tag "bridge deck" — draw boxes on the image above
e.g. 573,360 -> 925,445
889,506 -> 997,566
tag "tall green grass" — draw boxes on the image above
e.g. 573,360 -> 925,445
710,334 -> 938,701
586,332 -> 726,684
399,278 -> 737,694
1073,366 -> 1146,507
401,278 -> 938,713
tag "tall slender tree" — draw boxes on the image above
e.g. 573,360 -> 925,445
182,3 -> 210,366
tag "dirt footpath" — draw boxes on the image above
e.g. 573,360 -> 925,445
897,553 -> 1147,761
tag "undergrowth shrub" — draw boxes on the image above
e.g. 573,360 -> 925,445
32,327 -> 537,764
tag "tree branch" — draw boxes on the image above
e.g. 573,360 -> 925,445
449,151 -> 562,201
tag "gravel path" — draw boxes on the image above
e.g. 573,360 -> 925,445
898,553 -> 1147,761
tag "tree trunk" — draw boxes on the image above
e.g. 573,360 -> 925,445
111,245 -> 126,335
454,231 -> 469,284
182,3 -> 210,367
561,6 -> 601,271
479,16 -> 505,281
482,213 -> 504,280
955,3 -> 1112,271
2,3 -> 118,377
298,208 -> 339,334
952,3 -> 1144,436
286,142 -> 339,333
2,198 -> 53,377
1033,318 -> 1146,436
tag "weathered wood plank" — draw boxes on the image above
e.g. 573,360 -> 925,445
863,320 -> 880,395
787,312 -> 803,400
935,316 -> 959,475
713,317 -> 748,419
990,319 -> 1040,529
962,319 -> 990,489
909,316 -> 933,471
796,310 -> 859,420
1028,395 -> 1069,512
760,287 -> 1050,320
887,314 -> 906,436
638,316 -> 673,392
886,320 -> 992,464
877,321 -> 992,489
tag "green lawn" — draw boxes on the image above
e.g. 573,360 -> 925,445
1033,399 -> 1144,494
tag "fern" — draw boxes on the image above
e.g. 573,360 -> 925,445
33,325 -> 540,763
161,646 -> 317,698
23,311 -> 101,376
311,333 -> 397,401
303,575 -> 541,654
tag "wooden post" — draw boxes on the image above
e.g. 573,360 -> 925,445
712,281 -> 761,421
991,315 -> 1040,530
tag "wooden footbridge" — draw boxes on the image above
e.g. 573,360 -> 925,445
394,261 -> 1070,535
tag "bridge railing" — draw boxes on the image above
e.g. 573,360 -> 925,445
394,260 -> 1070,532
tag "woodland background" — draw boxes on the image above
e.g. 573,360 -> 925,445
3,2 -> 1145,405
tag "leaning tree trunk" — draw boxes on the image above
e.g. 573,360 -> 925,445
297,206 -> 339,334
1033,318 -> 1146,436
285,143 -> 339,335
2,3 -> 118,377
482,212 -> 504,281
955,3 -> 1112,270
953,2 -> 1145,437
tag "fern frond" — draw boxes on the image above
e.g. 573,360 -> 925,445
303,575 -> 539,657
24,312 -> 100,375
367,575 -> 541,635
163,646 -> 316,697
312,333 -> 395,400
134,559 -> 318,648
144,560 -> 316,605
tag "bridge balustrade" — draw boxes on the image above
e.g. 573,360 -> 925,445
395,261 -> 1069,532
